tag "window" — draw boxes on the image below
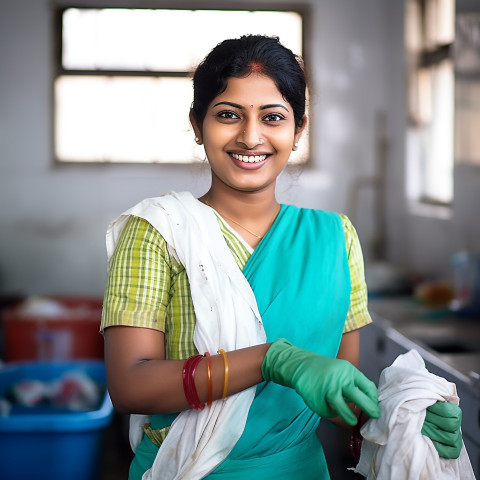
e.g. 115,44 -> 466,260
454,13 -> 480,166
53,7 -> 307,164
405,0 -> 455,206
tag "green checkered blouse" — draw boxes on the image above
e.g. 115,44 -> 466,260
101,212 -> 371,360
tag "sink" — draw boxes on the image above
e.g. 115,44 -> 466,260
413,336 -> 480,354
369,297 -> 480,391
393,322 -> 480,354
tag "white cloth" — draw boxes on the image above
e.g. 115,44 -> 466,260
106,191 -> 267,480
352,349 -> 476,480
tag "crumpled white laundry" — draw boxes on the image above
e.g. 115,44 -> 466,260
351,349 -> 476,479
106,191 -> 266,480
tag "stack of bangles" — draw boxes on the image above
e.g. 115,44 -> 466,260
182,349 -> 229,410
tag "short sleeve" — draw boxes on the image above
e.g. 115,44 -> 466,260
340,214 -> 372,332
101,215 -> 171,332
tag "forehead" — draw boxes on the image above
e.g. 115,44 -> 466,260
213,74 -> 286,106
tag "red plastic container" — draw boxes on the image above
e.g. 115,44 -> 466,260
1,297 -> 104,361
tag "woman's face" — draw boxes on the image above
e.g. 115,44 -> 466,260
192,73 -> 306,195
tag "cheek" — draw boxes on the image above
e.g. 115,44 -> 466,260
202,121 -> 227,148
203,136 -> 224,158
275,132 -> 295,152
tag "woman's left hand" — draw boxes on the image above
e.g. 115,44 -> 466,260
421,401 -> 463,459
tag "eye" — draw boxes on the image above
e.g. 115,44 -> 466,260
263,113 -> 286,123
216,110 -> 240,120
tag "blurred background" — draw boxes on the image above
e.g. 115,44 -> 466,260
0,0 -> 479,479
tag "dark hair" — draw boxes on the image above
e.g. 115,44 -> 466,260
192,35 -> 307,130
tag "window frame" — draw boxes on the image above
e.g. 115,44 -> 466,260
51,2 -> 312,166
405,0 -> 455,208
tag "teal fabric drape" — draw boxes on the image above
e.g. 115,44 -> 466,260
207,205 -> 351,479
131,205 -> 351,480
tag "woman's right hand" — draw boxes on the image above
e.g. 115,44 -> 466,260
261,338 -> 380,425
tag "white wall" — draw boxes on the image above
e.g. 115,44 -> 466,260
0,0 -> 394,296
4,0 -> 477,298
385,0 -> 480,280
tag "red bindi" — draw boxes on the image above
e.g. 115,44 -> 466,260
250,61 -> 263,73
250,105 -> 254,108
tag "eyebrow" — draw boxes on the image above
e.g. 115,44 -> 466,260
212,101 -> 289,112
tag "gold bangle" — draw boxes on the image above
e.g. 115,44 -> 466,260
217,349 -> 229,400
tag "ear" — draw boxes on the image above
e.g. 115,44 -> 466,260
189,109 -> 203,145
293,115 -> 307,150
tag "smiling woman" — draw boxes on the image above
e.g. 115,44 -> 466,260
100,35 -> 462,480
189,36 -> 307,234
193,74 -> 305,209
101,35 -> 379,480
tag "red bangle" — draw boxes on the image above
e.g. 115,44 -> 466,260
182,354 -> 204,410
205,352 -> 213,407
183,354 -> 203,410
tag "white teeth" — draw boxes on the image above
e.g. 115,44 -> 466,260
231,153 -> 267,163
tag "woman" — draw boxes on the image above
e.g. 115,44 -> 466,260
101,35 -> 462,480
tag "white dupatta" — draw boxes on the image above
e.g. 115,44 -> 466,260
106,191 -> 266,480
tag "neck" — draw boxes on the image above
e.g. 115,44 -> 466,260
200,182 -> 280,247
202,183 -> 279,221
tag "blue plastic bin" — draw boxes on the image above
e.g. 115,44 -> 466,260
0,361 -> 113,480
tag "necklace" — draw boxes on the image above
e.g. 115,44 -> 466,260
202,198 -> 263,239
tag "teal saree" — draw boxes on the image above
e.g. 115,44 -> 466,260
206,205 -> 351,479
131,204 -> 351,479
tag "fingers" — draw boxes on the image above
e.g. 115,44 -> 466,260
346,386 -> 380,420
353,371 -> 378,399
326,368 -> 380,423
427,400 -> 461,418
327,374 -> 379,426
421,421 -> 461,446
426,402 -> 462,432
430,438 -> 463,459
422,402 -> 463,459
327,392 -> 358,426
425,410 -> 462,433
351,372 -> 380,419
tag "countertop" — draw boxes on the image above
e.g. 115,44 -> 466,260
368,297 -> 480,394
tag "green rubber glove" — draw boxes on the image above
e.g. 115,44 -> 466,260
261,338 -> 380,426
421,401 -> 463,459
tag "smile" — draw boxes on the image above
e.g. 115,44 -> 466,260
230,153 -> 267,163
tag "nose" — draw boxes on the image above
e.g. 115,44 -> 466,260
237,121 -> 263,148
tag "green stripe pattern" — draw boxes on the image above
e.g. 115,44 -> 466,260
101,211 -> 371,358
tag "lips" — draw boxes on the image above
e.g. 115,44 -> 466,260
228,152 -> 270,170
230,153 -> 267,164
228,152 -> 269,170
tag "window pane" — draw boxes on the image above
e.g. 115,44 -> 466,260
424,0 -> 454,47
405,0 -> 454,206
62,9 -> 303,71
455,79 -> 480,165
55,76 -> 203,163
56,8 -> 306,164
423,60 -> 454,203
55,75 -> 309,163
455,13 -> 480,74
